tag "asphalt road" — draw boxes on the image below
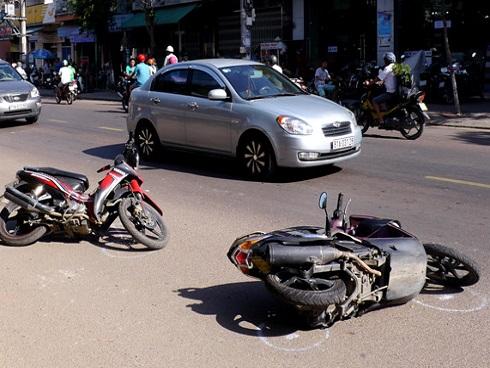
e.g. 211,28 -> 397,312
0,98 -> 489,368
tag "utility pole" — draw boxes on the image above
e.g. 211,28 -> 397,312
240,0 -> 255,59
19,0 -> 26,63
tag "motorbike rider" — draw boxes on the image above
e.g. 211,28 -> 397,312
372,52 -> 397,125
129,54 -> 151,90
163,45 -> 178,66
125,58 -> 136,78
315,60 -> 336,98
57,60 -> 74,97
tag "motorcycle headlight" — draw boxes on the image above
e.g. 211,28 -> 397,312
30,87 -> 40,98
276,116 -> 314,135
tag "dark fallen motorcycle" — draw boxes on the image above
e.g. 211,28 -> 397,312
0,135 -> 168,249
228,192 -> 479,328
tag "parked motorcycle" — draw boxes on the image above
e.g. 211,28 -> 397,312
228,192 -> 479,328
354,80 -> 429,140
0,135 -> 168,250
116,77 -> 133,113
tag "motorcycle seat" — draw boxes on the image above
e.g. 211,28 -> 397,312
24,167 -> 89,192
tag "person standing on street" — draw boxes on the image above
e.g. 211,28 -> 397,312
148,57 -> 157,75
16,61 -> 28,79
270,55 -> 283,74
163,46 -> 178,66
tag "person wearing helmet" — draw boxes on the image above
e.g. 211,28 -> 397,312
164,45 -> 178,66
372,52 -> 397,125
130,54 -> 151,89
270,55 -> 283,74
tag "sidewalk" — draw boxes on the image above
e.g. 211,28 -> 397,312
40,89 -> 490,130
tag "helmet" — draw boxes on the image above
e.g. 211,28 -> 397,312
137,54 -> 146,63
166,45 -> 174,53
270,55 -> 278,64
383,52 -> 396,64
63,59 -> 68,66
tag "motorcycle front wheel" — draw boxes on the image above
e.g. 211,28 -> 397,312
424,243 -> 480,287
400,107 -> 424,140
66,93 -> 73,105
265,271 -> 347,310
0,202 -> 47,246
118,198 -> 168,250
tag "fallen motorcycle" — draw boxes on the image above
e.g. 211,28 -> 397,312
228,192 -> 479,328
0,134 -> 168,249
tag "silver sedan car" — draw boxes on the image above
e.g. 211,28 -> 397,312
0,60 -> 41,124
127,59 -> 362,178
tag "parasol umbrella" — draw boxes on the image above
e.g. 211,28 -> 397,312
30,48 -> 55,60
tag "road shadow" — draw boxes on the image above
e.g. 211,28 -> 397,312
363,133 -> 405,140
451,130 -> 490,146
0,119 -> 36,129
83,144 -> 343,183
176,282 -> 309,337
0,226 -> 156,253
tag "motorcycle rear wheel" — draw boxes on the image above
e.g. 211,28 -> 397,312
265,271 -> 347,310
424,243 -> 480,287
400,107 -> 424,140
118,198 -> 168,250
0,202 -> 47,246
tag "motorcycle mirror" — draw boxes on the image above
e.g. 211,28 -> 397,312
318,192 -> 327,210
472,52 -> 477,58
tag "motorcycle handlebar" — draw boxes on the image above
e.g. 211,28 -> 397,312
97,164 -> 112,173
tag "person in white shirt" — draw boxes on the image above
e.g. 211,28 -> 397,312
270,55 -> 283,74
16,61 -> 27,79
163,45 -> 178,66
372,52 -> 398,124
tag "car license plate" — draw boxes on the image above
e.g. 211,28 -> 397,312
418,102 -> 428,111
419,80 -> 427,87
439,81 -> 445,88
9,102 -> 28,111
332,137 -> 354,150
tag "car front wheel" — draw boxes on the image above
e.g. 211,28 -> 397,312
238,134 -> 276,180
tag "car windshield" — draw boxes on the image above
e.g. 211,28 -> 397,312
0,64 -> 22,82
220,64 -> 305,100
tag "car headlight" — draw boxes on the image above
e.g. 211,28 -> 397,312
276,116 -> 314,135
30,87 -> 40,98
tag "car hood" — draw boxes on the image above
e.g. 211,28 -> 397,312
250,94 -> 354,125
0,80 -> 34,95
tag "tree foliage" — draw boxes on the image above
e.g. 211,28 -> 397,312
67,0 -> 116,41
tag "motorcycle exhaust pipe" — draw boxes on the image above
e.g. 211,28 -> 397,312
4,186 -> 59,216
266,244 -> 344,266
265,243 -> 382,277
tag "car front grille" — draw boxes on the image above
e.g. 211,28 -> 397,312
3,93 -> 29,103
322,121 -> 352,137
3,109 -> 32,116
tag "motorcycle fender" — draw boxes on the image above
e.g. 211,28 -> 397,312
129,179 -> 163,216
367,238 -> 427,303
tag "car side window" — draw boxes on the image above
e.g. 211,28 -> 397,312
151,69 -> 189,95
190,70 -> 223,98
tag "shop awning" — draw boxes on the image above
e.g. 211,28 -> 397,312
122,3 -> 197,29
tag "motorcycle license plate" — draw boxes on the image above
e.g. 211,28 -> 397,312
332,137 -> 354,150
419,80 -> 427,87
418,102 -> 428,111
439,81 -> 445,88
9,102 -> 28,111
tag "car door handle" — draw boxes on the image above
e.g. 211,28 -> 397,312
150,97 -> 161,104
187,102 -> 199,110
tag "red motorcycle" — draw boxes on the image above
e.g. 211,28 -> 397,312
0,135 -> 168,249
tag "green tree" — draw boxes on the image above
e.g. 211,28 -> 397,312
135,0 -> 157,56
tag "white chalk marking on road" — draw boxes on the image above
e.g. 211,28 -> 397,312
100,248 -> 152,259
438,294 -> 455,301
99,126 -> 124,132
426,176 -> 490,189
256,323 -> 330,352
414,290 -> 488,313
49,119 -> 68,123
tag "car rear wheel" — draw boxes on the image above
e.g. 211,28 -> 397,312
135,123 -> 160,161
238,134 -> 276,180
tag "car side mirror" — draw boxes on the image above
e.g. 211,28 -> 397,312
208,89 -> 228,101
